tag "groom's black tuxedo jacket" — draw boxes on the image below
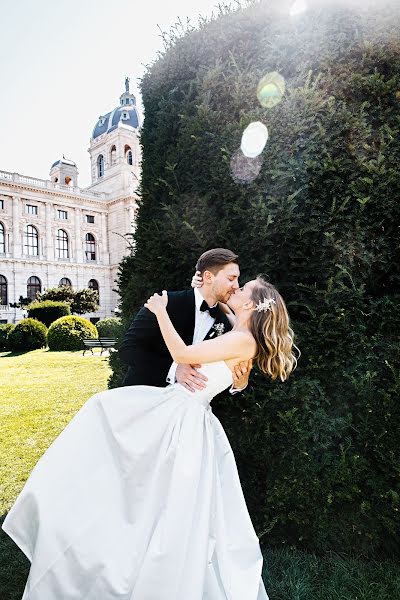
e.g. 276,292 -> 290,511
118,289 -> 233,387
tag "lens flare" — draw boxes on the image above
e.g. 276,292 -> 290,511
240,121 -> 269,158
230,149 -> 263,184
256,72 -> 285,108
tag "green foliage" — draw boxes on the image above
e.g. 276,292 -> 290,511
27,300 -> 71,327
111,0 -> 400,558
95,317 -> 122,339
8,319 -> 47,352
0,323 -> 15,350
37,286 -> 99,315
47,316 -> 98,351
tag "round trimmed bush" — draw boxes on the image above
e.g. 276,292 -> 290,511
95,317 -> 122,339
27,300 -> 71,327
0,323 -> 16,350
48,315 -> 98,351
8,318 -> 47,352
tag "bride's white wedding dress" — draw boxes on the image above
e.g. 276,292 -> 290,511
3,360 -> 269,600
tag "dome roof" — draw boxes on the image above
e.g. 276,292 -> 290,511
92,104 -> 140,139
92,78 -> 140,140
50,157 -> 77,169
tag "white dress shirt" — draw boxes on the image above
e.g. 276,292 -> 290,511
166,288 -> 245,393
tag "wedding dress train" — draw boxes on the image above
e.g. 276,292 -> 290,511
2,360 -> 269,599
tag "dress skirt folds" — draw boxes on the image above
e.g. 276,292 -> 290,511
2,361 -> 269,599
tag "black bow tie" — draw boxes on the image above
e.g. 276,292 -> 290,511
200,299 -> 219,319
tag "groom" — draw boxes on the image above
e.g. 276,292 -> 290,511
119,248 -> 251,392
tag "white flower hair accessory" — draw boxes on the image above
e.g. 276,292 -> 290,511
255,298 -> 276,313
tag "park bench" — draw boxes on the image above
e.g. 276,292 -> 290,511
82,338 -> 117,356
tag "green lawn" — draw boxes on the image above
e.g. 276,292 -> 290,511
0,349 -> 398,600
0,348 -> 112,514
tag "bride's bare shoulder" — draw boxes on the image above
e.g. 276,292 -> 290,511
226,330 -> 257,358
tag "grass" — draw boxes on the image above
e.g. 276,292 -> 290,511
0,348 -> 112,514
0,349 -> 399,600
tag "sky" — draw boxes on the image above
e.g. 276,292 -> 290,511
0,0 -> 229,188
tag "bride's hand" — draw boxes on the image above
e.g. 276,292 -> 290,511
144,290 -> 168,315
191,270 -> 203,288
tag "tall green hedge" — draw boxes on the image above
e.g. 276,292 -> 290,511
110,0 -> 400,558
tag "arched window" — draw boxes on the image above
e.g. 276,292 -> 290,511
0,275 -> 7,305
0,222 -> 5,254
110,145 -> 116,165
97,154 -> 104,178
57,229 -> 69,259
27,276 -> 41,300
59,277 -> 72,288
64,176 -> 72,186
124,144 -> 133,166
85,233 -> 96,261
88,279 -> 99,303
24,225 -> 39,256
88,279 -> 99,291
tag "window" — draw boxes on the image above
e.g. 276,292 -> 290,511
88,279 -> 99,304
0,222 -> 5,253
59,277 -> 72,288
58,209 -> 68,220
0,275 -> 7,305
57,229 -> 69,259
24,225 -> 39,256
27,276 -> 41,300
0,199 -> 4,210
122,111 -> 129,120
110,145 -> 116,165
26,204 -> 38,215
85,233 -> 96,261
125,98 -> 129,105
127,150 -> 133,165
85,215 -> 95,224
97,154 -> 104,178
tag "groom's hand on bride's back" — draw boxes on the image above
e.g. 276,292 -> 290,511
176,363 -> 208,393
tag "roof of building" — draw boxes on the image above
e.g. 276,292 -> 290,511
92,81 -> 141,140
50,156 -> 77,169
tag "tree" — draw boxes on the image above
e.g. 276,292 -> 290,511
37,285 -> 99,315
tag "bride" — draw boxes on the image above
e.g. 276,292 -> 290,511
3,275 -> 297,600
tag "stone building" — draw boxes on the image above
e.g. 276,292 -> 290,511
0,78 -> 140,324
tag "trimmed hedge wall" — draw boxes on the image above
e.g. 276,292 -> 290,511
110,0 -> 400,558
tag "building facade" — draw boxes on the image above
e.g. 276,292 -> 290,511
0,79 -> 141,324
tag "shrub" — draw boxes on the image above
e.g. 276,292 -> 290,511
27,300 -> 71,327
95,317 -> 122,339
0,323 -> 16,350
8,318 -> 47,352
47,315 -> 98,351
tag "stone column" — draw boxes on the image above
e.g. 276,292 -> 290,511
45,201 -> 53,260
12,196 -> 21,258
128,204 -> 135,233
101,212 -> 109,264
74,207 -> 83,263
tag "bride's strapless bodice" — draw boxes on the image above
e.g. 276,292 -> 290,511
167,361 -> 233,409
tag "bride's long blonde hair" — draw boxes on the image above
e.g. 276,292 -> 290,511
249,277 -> 299,382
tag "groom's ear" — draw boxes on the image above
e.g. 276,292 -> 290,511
202,269 -> 213,284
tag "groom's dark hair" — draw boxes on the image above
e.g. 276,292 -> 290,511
196,248 -> 239,275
